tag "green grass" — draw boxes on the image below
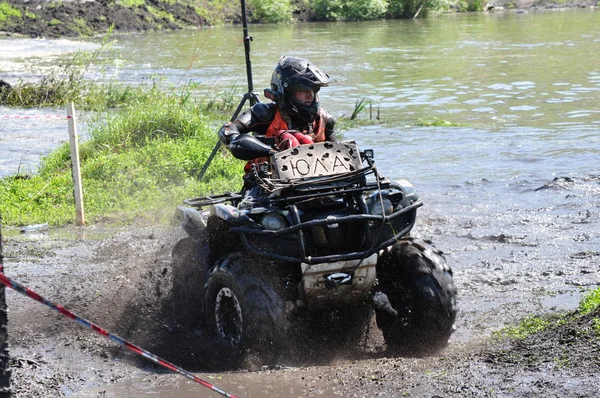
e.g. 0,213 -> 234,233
0,29 -> 162,111
0,93 -> 242,227
350,98 -> 370,120
192,0 -> 242,25
118,0 -> 145,7
146,5 -> 175,23
494,314 -> 558,339
495,287 -> 600,339
579,288 -> 600,315
0,2 -> 20,22
592,319 -> 600,334
415,117 -> 460,127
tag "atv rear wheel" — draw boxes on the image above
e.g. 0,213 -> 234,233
375,238 -> 457,355
204,253 -> 288,368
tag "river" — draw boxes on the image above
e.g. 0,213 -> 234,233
1,9 -> 600,397
1,9 -> 599,182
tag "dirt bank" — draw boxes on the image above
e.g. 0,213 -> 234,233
2,212 -> 598,397
1,0 -> 597,38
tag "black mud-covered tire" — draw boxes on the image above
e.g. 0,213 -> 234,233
375,237 -> 457,355
170,235 -> 209,327
204,253 -> 288,369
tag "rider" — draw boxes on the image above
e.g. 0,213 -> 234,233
218,55 -> 336,162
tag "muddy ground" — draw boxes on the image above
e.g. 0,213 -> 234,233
2,202 -> 599,397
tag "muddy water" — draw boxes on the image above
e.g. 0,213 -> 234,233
1,9 -> 600,397
84,368 -> 341,397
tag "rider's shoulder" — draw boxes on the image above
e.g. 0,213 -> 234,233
250,102 -> 277,122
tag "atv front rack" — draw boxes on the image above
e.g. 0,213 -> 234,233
184,166 -> 383,208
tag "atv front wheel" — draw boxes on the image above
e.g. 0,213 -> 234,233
375,238 -> 457,355
204,253 -> 288,368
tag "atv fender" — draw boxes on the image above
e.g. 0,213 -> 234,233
209,203 -> 262,227
176,206 -> 207,238
392,179 -> 419,208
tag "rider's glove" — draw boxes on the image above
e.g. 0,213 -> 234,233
276,130 -> 314,149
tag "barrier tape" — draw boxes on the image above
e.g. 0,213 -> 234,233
0,272 -> 239,398
1,115 -> 71,119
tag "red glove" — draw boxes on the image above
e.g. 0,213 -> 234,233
292,132 -> 314,145
277,131 -> 300,149
276,130 -> 314,149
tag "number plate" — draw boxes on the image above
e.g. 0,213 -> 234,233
271,142 -> 362,181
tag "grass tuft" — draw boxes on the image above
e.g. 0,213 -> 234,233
415,117 -> 459,127
0,2 -> 21,22
579,288 -> 600,315
494,287 -> 600,340
0,93 -> 243,226
350,98 -> 370,120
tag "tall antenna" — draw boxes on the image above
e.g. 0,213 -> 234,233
197,0 -> 260,181
241,0 -> 254,95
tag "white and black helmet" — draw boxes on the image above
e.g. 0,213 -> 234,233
267,55 -> 331,123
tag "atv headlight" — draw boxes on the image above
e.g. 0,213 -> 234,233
260,212 -> 287,231
369,197 -> 394,216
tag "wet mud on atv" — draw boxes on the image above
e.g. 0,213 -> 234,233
171,140 -> 457,368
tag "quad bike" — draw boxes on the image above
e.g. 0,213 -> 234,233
172,136 -> 457,366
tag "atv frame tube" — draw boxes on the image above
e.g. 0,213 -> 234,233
232,201 -> 421,264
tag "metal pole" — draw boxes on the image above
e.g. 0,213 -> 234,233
241,0 -> 254,96
197,0 -> 259,181
0,217 -> 11,397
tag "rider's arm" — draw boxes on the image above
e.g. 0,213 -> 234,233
218,103 -> 276,146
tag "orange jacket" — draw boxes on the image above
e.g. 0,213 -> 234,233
265,106 -> 328,143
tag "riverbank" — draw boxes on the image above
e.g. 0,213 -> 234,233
0,0 -> 597,38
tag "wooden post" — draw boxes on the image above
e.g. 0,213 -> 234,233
67,102 -> 85,226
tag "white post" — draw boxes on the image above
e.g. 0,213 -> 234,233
67,102 -> 85,226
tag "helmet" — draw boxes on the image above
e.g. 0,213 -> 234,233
266,55 -> 331,123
